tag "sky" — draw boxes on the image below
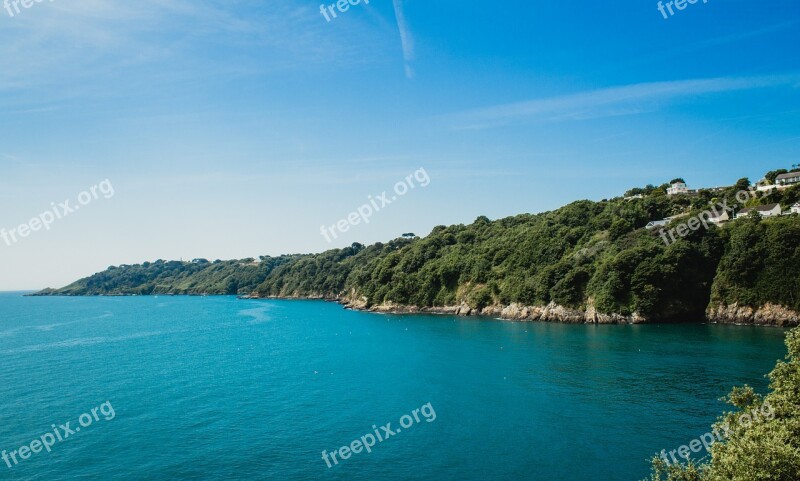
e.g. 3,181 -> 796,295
0,0 -> 799,290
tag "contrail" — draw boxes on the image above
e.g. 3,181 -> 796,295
392,0 -> 415,78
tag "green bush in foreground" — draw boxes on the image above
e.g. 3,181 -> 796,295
645,327 -> 800,480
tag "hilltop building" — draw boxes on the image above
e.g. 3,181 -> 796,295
736,204 -> 782,220
707,211 -> 730,224
666,181 -> 690,196
776,172 -> 800,187
646,220 -> 669,230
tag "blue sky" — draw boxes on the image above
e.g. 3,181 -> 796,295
0,0 -> 799,290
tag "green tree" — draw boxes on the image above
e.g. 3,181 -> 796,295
645,327 -> 800,480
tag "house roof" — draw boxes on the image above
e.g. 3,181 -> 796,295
739,203 -> 780,214
776,172 -> 800,181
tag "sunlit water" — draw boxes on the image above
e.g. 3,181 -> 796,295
0,293 -> 788,480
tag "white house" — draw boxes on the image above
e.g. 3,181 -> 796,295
776,172 -> 800,187
646,220 -> 669,230
707,211 -> 730,224
791,203 -> 800,215
666,182 -> 689,196
756,182 -> 777,192
736,203 -> 782,220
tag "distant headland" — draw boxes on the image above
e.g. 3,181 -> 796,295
35,168 -> 800,327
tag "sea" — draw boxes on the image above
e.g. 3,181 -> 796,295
0,292 -> 789,480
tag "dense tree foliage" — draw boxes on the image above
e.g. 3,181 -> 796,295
711,216 -> 800,312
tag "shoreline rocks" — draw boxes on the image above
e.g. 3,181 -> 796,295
706,303 -> 799,327
241,294 -> 797,327
350,301 -> 645,324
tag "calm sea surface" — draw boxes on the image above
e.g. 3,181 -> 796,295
0,292 -> 789,480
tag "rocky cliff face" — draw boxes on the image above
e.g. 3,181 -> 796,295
707,303 -> 800,327
340,293 -> 647,324
248,291 -> 796,327
482,301 -> 647,324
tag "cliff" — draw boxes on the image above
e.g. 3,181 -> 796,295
706,303 -> 799,327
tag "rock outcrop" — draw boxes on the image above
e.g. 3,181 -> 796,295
707,303 -> 799,327
339,295 -> 646,324
243,292 -> 796,327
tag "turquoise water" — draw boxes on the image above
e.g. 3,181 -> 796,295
0,292 -> 789,480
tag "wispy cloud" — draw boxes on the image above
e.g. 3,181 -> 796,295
443,74 -> 800,129
0,0 -> 384,104
690,21 -> 799,51
392,0 -> 415,79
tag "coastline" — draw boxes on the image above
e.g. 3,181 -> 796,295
30,291 -> 799,327
238,294 -> 799,328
